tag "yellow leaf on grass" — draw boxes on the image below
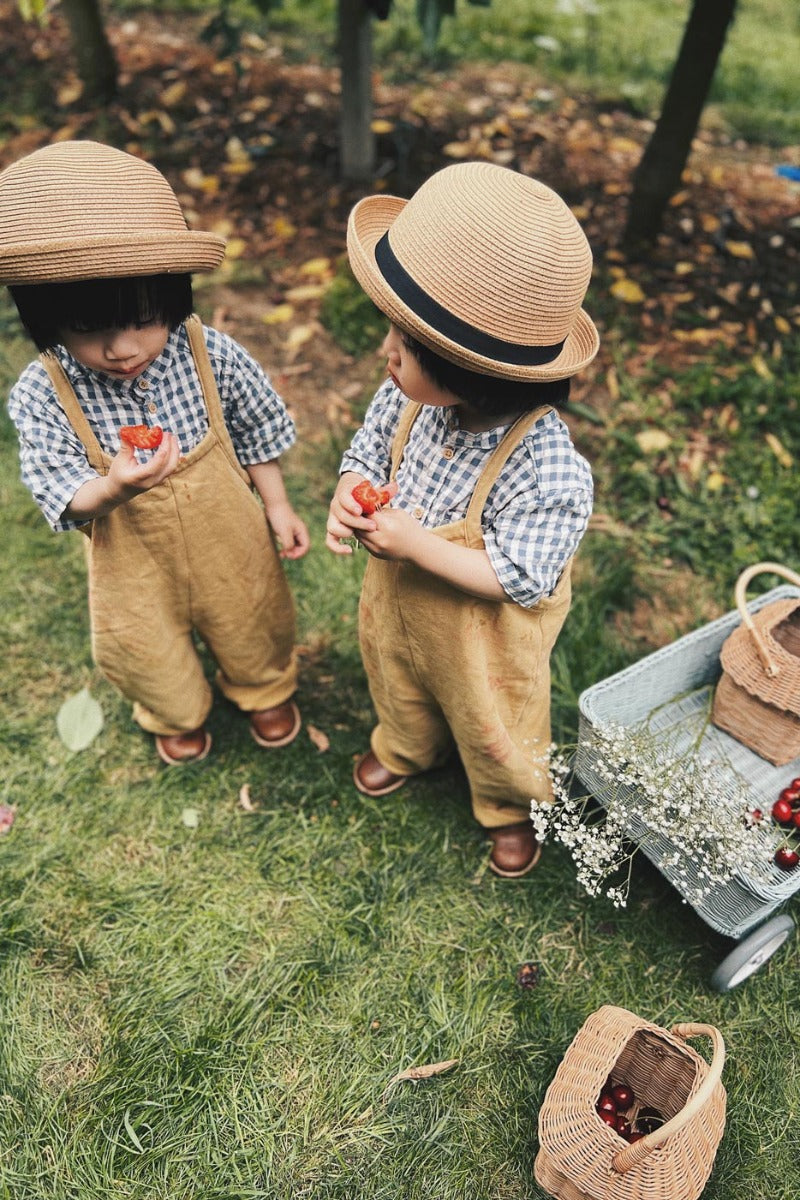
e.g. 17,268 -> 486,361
668,190 -> 690,207
443,141 -> 473,159
57,78 -> 84,106
299,257 -> 332,277
371,118 -> 395,134
285,323 -> 316,351
775,315 -> 792,334
160,81 -> 187,107
674,261 -> 694,275
307,725 -> 330,752
284,284 -> 327,303
181,168 -> 219,195
706,471 -> 726,492
765,433 -> 793,468
224,237 -> 247,260
635,429 -> 671,454
611,277 -> 645,304
750,354 -> 773,380
262,304 -> 295,325
725,240 -> 755,259
223,160 -> 254,176
273,216 -> 298,240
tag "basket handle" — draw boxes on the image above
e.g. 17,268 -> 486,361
611,1023 -> 726,1174
733,561 -> 800,678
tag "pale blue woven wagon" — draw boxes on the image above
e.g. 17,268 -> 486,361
574,582 -> 800,992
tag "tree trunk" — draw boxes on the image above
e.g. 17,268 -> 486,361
622,0 -> 737,249
338,0 -> 375,182
60,0 -> 117,103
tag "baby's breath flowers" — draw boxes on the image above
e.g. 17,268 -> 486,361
531,721 -> 766,908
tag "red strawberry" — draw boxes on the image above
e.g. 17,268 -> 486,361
120,424 -> 163,450
351,480 -> 395,514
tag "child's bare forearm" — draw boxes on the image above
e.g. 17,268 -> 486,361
409,533 -> 508,602
246,459 -> 291,515
246,459 -> 310,559
63,474 -> 128,522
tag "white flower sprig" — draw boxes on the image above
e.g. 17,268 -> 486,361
531,721 -> 766,908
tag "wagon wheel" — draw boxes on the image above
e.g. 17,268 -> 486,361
710,913 -> 795,992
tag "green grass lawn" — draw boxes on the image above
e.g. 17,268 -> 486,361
1,259 -> 800,1200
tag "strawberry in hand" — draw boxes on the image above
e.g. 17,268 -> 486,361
119,424 -> 164,450
351,480 -> 397,514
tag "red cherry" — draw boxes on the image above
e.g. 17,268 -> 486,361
636,1108 -> 665,1134
598,1109 -> 618,1127
775,847 -> 800,871
771,798 -> 794,826
597,1093 -> 617,1116
611,1083 -> 634,1110
627,1130 -> 646,1143
779,787 -> 800,807
792,811 -> 800,830
615,1116 -> 632,1138
790,778 -> 800,791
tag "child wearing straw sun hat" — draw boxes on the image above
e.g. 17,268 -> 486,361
1,140 -> 308,765
326,161 -> 599,877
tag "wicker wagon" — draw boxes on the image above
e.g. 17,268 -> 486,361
574,580 -> 800,991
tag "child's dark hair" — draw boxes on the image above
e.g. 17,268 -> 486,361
9,273 -> 193,351
401,331 -> 570,413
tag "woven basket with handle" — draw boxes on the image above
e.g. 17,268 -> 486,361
535,1006 -> 726,1200
711,562 -> 800,766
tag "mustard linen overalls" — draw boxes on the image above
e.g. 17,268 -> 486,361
360,400 -> 572,829
42,316 -> 297,736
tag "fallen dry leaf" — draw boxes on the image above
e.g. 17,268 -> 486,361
238,784 -> 259,812
382,1059 -> 458,1099
610,277 -> 646,304
765,432 -> 793,468
307,725 -> 330,753
635,429 -> 671,454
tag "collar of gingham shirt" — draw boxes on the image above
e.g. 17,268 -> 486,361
340,379 -> 593,608
8,322 -> 295,532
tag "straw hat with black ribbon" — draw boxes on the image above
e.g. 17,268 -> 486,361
347,161 -> 599,382
0,140 -> 226,286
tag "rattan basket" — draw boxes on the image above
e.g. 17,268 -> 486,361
711,562 -> 800,766
535,1006 -> 726,1200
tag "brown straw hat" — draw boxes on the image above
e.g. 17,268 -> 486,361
347,161 -> 599,381
0,140 -> 226,285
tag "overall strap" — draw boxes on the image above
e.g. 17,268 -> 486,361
464,405 -> 553,548
40,353 -> 107,474
184,314 -> 250,483
389,399 -> 423,479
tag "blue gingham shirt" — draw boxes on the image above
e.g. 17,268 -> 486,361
7,322 -> 296,532
340,379 -> 593,608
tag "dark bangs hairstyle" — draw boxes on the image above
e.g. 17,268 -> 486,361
9,273 -> 194,352
401,330 -> 570,414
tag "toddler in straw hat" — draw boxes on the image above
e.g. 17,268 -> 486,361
1,140 -> 308,765
326,162 -> 599,877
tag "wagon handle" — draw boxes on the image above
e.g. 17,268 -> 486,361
733,561 -> 800,678
611,1023 -> 725,1174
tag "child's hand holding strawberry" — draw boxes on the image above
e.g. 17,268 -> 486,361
325,472 -> 398,554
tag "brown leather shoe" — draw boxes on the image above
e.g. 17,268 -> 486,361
486,821 -> 541,878
249,700 -> 301,748
155,727 -> 212,766
353,749 -> 409,797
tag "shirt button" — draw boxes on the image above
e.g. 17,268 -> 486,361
137,378 -> 151,391
442,447 -> 454,459
147,401 -> 157,415
413,506 -> 424,519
